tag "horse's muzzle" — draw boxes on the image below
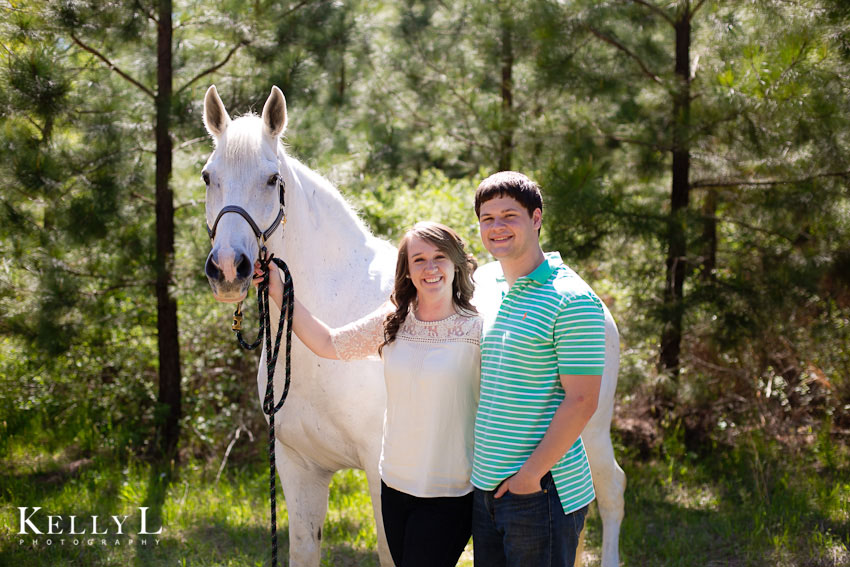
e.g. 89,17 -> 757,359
206,248 -> 253,302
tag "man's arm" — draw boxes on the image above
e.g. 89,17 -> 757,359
494,373 -> 601,497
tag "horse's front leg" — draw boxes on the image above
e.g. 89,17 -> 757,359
276,440 -> 334,567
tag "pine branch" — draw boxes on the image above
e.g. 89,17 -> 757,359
176,40 -> 250,95
84,281 -> 152,296
626,0 -> 674,26
709,214 -> 798,244
692,170 -> 850,189
174,199 -> 201,211
176,136 -> 208,151
137,0 -> 158,25
280,0 -> 314,20
70,33 -> 155,99
769,40 -> 810,96
131,191 -> 156,206
604,134 -> 672,152
586,26 -> 663,84
691,0 -> 708,19
48,263 -> 151,289
24,115 -> 47,139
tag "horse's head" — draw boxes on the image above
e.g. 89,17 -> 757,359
202,85 -> 288,303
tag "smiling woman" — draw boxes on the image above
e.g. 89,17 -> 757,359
405,237 -> 457,313
380,222 -> 479,353
260,221 -> 482,567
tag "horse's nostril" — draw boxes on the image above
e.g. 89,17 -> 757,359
205,254 -> 222,281
236,253 -> 253,280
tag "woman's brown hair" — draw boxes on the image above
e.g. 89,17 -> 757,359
379,222 -> 477,355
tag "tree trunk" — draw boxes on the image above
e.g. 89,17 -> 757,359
155,0 -> 181,458
499,7 -> 513,172
659,3 -> 691,379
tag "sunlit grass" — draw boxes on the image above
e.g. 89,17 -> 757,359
609,428 -> 850,567
0,443 -> 382,566
1,429 -> 847,566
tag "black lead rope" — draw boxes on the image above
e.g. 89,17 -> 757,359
232,248 -> 293,567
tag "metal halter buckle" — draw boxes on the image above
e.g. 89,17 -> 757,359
232,302 -> 244,331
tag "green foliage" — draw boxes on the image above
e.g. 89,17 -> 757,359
530,0 -> 850,437
0,6 -> 159,457
343,168 -> 486,260
0,0 -> 261,461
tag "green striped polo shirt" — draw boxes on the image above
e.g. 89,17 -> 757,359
471,252 -> 605,514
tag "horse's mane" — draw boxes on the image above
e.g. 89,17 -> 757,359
218,114 -> 267,165
284,155 -> 376,238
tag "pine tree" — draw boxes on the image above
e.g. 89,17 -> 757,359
542,0 -> 850,411
1,0 -> 253,457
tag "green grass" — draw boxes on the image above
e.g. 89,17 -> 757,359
601,429 -> 850,567
0,442 -> 382,566
1,430 -> 847,566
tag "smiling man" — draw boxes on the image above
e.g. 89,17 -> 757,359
471,171 -> 606,567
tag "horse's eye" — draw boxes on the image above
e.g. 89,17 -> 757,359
202,171 -> 210,185
267,174 -> 279,186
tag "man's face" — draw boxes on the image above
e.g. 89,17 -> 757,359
478,195 -> 541,262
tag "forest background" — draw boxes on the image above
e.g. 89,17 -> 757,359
0,1 -> 848,566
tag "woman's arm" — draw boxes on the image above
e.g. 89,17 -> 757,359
254,262 -> 338,360
256,262 -> 391,361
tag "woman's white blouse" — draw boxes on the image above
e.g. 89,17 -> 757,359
331,307 -> 482,497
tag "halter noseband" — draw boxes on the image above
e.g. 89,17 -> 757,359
206,175 -> 286,250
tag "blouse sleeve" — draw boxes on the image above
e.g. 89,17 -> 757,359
474,315 -> 484,344
330,303 -> 393,361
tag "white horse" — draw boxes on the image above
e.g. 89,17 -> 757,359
202,84 -> 396,566
201,85 -> 625,567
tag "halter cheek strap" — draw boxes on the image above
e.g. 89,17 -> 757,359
206,176 -> 286,248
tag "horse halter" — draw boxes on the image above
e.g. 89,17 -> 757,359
206,174 -> 287,251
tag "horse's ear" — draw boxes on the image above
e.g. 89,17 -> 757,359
204,85 -> 231,139
262,86 -> 287,140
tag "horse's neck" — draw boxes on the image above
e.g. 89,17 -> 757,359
271,155 -> 394,323
277,156 -> 369,269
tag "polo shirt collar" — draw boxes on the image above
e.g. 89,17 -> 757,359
522,252 -> 562,284
497,252 -> 562,287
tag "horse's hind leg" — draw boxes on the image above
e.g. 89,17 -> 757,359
574,528 -> 586,567
583,425 -> 626,567
276,440 -> 334,567
364,459 -> 393,566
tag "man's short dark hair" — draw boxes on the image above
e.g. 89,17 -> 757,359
474,171 -> 543,218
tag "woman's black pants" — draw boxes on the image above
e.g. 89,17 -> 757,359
381,480 -> 473,567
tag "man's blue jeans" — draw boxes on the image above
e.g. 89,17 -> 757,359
472,472 -> 588,567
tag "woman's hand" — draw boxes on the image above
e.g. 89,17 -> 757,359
253,261 -> 284,309
251,261 -> 339,360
